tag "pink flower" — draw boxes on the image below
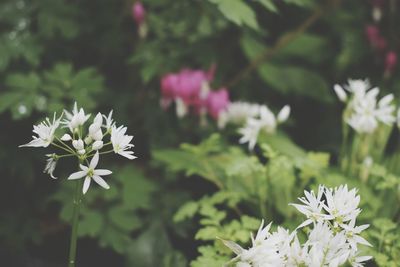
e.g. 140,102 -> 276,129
160,65 -> 219,117
385,51 -> 397,74
132,1 -> 146,26
161,74 -> 179,99
206,88 -> 229,120
160,65 -> 215,103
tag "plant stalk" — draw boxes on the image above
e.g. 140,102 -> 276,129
68,179 -> 83,267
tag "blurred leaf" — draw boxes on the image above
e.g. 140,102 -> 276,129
209,0 -> 259,30
256,0 -> 278,13
258,63 -> 332,102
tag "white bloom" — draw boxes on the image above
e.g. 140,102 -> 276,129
375,93 -> 396,125
345,79 -> 370,97
342,218 -> 371,250
111,125 -> 136,159
103,110 -> 115,131
44,153 -> 58,179
277,105 -> 290,123
67,151 -> 112,194
88,113 -> 103,141
334,84 -> 348,102
222,184 -> 372,267
285,235 -> 308,266
63,102 -> 90,132
290,185 -> 328,228
61,134 -> 72,141
218,102 -> 260,129
92,140 -> 104,150
348,252 -> 373,267
238,118 -> 262,150
259,106 -> 277,133
221,220 -> 284,266
337,79 -> 395,133
323,185 -> 361,225
20,113 -> 62,148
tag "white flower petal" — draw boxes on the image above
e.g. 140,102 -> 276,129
94,169 -> 112,176
90,151 -> 99,169
68,170 -> 87,180
92,175 -> 110,189
82,176 -> 91,194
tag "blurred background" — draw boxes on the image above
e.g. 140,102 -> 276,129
0,0 -> 399,266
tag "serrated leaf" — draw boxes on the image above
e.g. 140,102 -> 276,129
173,201 -> 199,222
195,226 -> 220,241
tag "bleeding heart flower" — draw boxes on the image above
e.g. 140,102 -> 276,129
206,88 -> 230,120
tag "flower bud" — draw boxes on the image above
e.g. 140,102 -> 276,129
84,136 -> 93,145
61,134 -> 72,141
92,140 -> 104,150
91,129 -> 103,141
72,139 -> 84,150
334,84 -> 347,102
277,105 -> 291,123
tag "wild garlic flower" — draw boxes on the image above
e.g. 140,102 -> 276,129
103,110 -> 115,131
111,125 -> 137,159
334,79 -> 395,133
20,102 -> 136,194
67,151 -> 112,194
19,113 -> 62,148
222,184 -> 372,266
44,153 -> 58,179
218,102 -> 261,129
62,102 -> 91,132
237,104 -> 290,150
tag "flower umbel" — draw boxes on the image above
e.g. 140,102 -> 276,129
20,102 -> 136,193
222,184 -> 372,267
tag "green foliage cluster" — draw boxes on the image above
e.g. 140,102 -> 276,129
1,0 -> 400,266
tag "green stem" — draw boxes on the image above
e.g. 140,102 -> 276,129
68,174 -> 84,267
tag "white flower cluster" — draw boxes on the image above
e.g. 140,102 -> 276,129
222,185 -> 372,267
334,79 -> 395,133
20,102 -> 136,194
218,102 -> 290,150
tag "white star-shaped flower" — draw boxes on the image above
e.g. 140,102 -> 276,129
111,125 -> 136,159
19,113 -> 62,148
67,151 -> 112,194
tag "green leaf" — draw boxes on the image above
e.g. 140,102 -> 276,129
99,226 -> 131,254
209,0 -> 259,30
195,226 -> 220,241
173,201 -> 199,222
78,211 -> 104,237
257,63 -> 332,102
108,207 -> 142,232
256,0 -> 278,13
276,34 -> 329,64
